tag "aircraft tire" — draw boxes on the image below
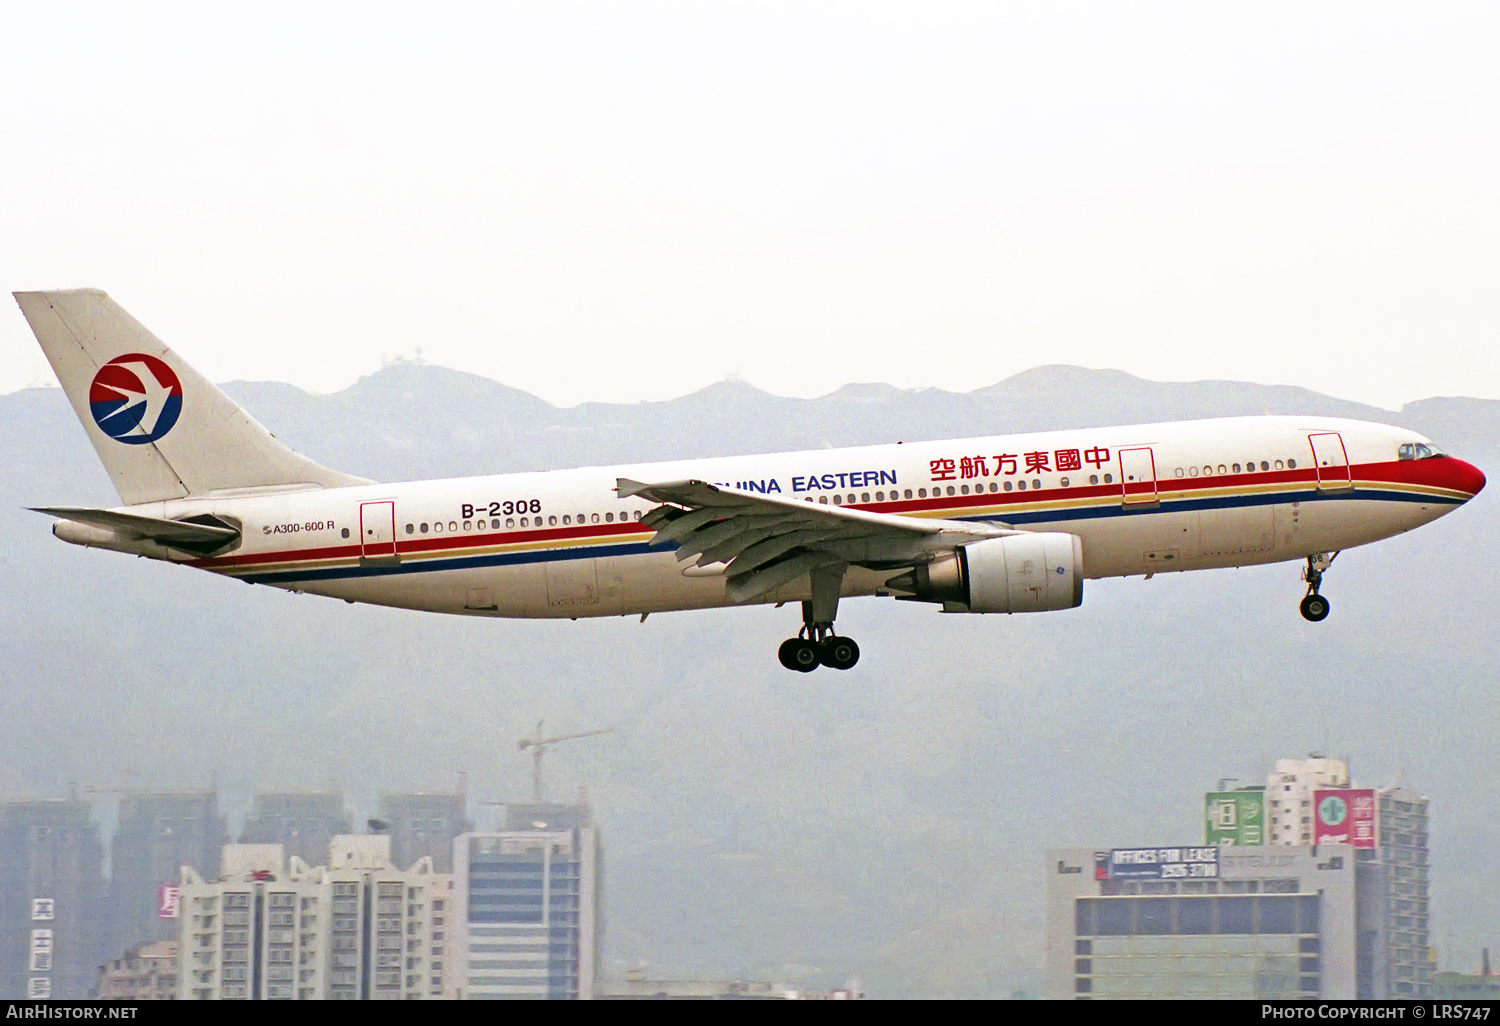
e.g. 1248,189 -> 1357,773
1299,594 -> 1330,622
780,638 -> 821,672
820,636 -> 860,670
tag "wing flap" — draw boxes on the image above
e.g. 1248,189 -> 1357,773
618,477 -> 1020,602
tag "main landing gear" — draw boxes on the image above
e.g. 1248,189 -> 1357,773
777,564 -> 860,672
1299,552 -> 1337,622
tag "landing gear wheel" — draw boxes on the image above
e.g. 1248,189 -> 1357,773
1300,594 -> 1330,622
819,636 -> 860,670
778,637 -> 821,673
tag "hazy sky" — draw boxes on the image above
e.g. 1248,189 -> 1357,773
2,2 -> 1496,409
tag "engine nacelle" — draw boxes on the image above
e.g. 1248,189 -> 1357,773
889,532 -> 1084,613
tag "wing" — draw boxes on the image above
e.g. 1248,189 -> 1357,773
617,478 -> 1015,604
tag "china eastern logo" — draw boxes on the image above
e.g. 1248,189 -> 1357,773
1318,795 -> 1349,827
88,354 -> 183,444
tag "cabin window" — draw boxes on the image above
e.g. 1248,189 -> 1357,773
1004,481 -> 1013,491
433,521 -> 443,533
491,518 -> 500,529
605,512 -> 614,522
449,521 -> 457,532
1103,474 -> 1113,484
917,488 -> 927,498
1245,459 -> 1255,470
1232,463 -> 1241,473
960,485 -> 970,495
1032,479 -> 1041,489
1188,467 -> 1198,477
1174,468 -> 1184,478
875,491 -> 884,501
946,486 -> 956,496
562,515 -> 572,524
1060,477 -> 1070,487
633,510 -> 643,520
1287,459 -> 1297,469
989,482 -> 999,492
1275,460 -> 1284,470
1261,461 -> 1270,471
405,523 -> 414,534
862,493 -> 871,503
342,528 -> 351,538
832,495 -> 842,505
1217,465 -> 1227,475
591,513 -> 600,524
419,523 -> 429,534
1090,474 -> 1099,485
904,489 -> 913,499
463,520 -> 472,531
819,495 -> 828,504
1017,480 -> 1027,491
549,516 -> 557,525
506,518 -> 515,528
1203,466 -> 1213,476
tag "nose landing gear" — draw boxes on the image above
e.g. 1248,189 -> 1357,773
1299,552 -> 1337,622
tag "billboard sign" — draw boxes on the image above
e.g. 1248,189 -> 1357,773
1314,788 -> 1377,848
157,884 -> 181,920
1205,789 -> 1266,845
1107,846 -> 1219,880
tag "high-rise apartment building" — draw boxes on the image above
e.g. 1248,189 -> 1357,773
378,792 -> 473,874
0,799 -> 107,999
1266,757 -> 1351,845
239,792 -> 352,865
453,802 -> 600,999
109,789 -> 227,955
177,834 -> 452,1000
1377,787 -> 1433,997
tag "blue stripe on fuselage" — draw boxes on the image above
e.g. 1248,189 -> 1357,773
237,484 -> 1462,584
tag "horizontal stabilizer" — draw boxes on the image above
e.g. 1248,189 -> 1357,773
31,506 -> 240,546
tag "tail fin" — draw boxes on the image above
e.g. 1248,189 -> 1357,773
14,289 -> 370,504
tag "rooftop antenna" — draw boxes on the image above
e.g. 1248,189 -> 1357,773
517,721 -> 613,803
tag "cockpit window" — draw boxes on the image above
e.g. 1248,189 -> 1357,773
1399,442 -> 1447,460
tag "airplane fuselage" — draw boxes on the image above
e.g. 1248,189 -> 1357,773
93,415 -> 1479,620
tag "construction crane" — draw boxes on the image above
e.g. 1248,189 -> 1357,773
518,722 -> 613,803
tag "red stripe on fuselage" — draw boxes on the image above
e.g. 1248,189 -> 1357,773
191,458 -> 1466,572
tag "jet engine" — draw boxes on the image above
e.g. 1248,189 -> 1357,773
887,532 -> 1084,613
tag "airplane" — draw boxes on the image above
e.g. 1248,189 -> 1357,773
14,289 -> 1487,672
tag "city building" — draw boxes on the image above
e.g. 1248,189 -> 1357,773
1377,786 -> 1433,996
108,789 -> 227,955
1047,844 -> 1378,999
177,834 -> 452,1000
378,791 -> 473,874
1266,757 -> 1350,845
239,791 -> 352,866
0,799 -> 107,1000
453,801 -> 601,999
94,940 -> 177,1000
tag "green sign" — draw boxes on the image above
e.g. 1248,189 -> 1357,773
1205,789 -> 1265,845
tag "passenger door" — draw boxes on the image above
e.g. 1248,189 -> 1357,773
1308,432 -> 1352,490
1118,447 -> 1159,505
359,501 -> 399,565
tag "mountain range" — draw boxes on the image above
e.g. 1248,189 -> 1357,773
1,364 -> 1494,996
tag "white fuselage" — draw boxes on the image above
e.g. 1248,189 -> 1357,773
121,416 -> 1474,619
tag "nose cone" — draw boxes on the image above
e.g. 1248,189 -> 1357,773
1454,459 -> 1487,498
